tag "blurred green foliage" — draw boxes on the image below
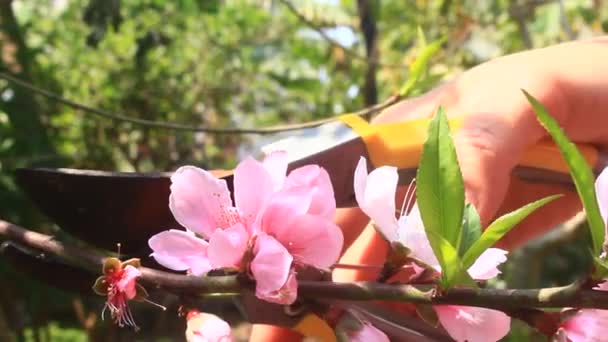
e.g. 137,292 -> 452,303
1,0 -> 608,340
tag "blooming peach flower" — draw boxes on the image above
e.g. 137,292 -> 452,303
149,152 -> 343,304
185,310 -> 232,342
354,157 -> 510,342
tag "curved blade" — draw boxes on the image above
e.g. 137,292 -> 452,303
14,168 -> 204,254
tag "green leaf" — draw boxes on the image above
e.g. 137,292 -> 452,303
417,106 -> 465,247
458,203 -> 482,257
416,106 -> 468,288
523,90 -> 605,256
594,256 -> 608,279
462,194 -> 562,269
398,35 -> 446,97
425,229 -> 475,288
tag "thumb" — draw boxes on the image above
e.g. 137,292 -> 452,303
453,112 -> 544,226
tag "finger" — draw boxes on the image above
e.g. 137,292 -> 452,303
453,109 -> 547,226
333,224 -> 389,282
334,207 -> 371,252
209,169 -> 233,178
249,325 -> 302,342
371,82 -> 458,124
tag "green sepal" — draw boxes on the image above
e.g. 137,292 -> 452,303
92,276 -> 109,296
133,284 -> 149,301
593,255 -> 608,279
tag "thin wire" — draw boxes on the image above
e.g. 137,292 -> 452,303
0,72 -> 400,135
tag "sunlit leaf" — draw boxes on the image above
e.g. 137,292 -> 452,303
417,106 -> 467,288
523,90 -> 605,256
398,34 -> 446,97
417,106 -> 464,246
462,194 -> 561,269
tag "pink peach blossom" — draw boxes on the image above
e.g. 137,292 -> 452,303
354,157 -> 510,341
148,152 -> 343,304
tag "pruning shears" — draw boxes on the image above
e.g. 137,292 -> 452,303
11,114 -> 602,341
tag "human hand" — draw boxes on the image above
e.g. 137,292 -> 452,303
372,37 -> 608,249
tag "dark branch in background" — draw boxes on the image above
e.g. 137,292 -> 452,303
356,0 -> 379,119
278,0 -> 399,69
0,72 -> 402,135
509,0 -> 553,49
558,0 -> 575,40
0,0 -> 55,158
3,218 -> 608,314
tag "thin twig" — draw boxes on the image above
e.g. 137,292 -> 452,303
277,0 -> 401,69
558,0 -> 576,40
0,72 -> 400,134
2,219 -> 608,312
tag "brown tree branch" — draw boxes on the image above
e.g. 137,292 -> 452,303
2,218 -> 608,313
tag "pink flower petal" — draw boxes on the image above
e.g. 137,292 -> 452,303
397,204 -> 439,269
596,167 -> 608,231
260,186 -> 313,234
272,213 -> 343,268
466,248 -> 508,280
256,270 -> 298,305
116,265 -> 141,300
347,321 -> 390,342
250,234 -> 293,298
169,166 -> 235,238
285,165 -> 336,219
354,157 -> 399,242
434,305 -> 510,342
559,281 -> 608,341
595,280 -> 608,291
263,151 -> 289,191
186,311 -> 233,342
561,309 -> 608,342
208,223 -> 250,269
148,229 -> 212,276
234,157 -> 275,227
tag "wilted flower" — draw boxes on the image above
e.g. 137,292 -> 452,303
93,257 -> 147,330
353,157 -> 510,342
185,310 -> 232,342
149,152 -> 343,304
